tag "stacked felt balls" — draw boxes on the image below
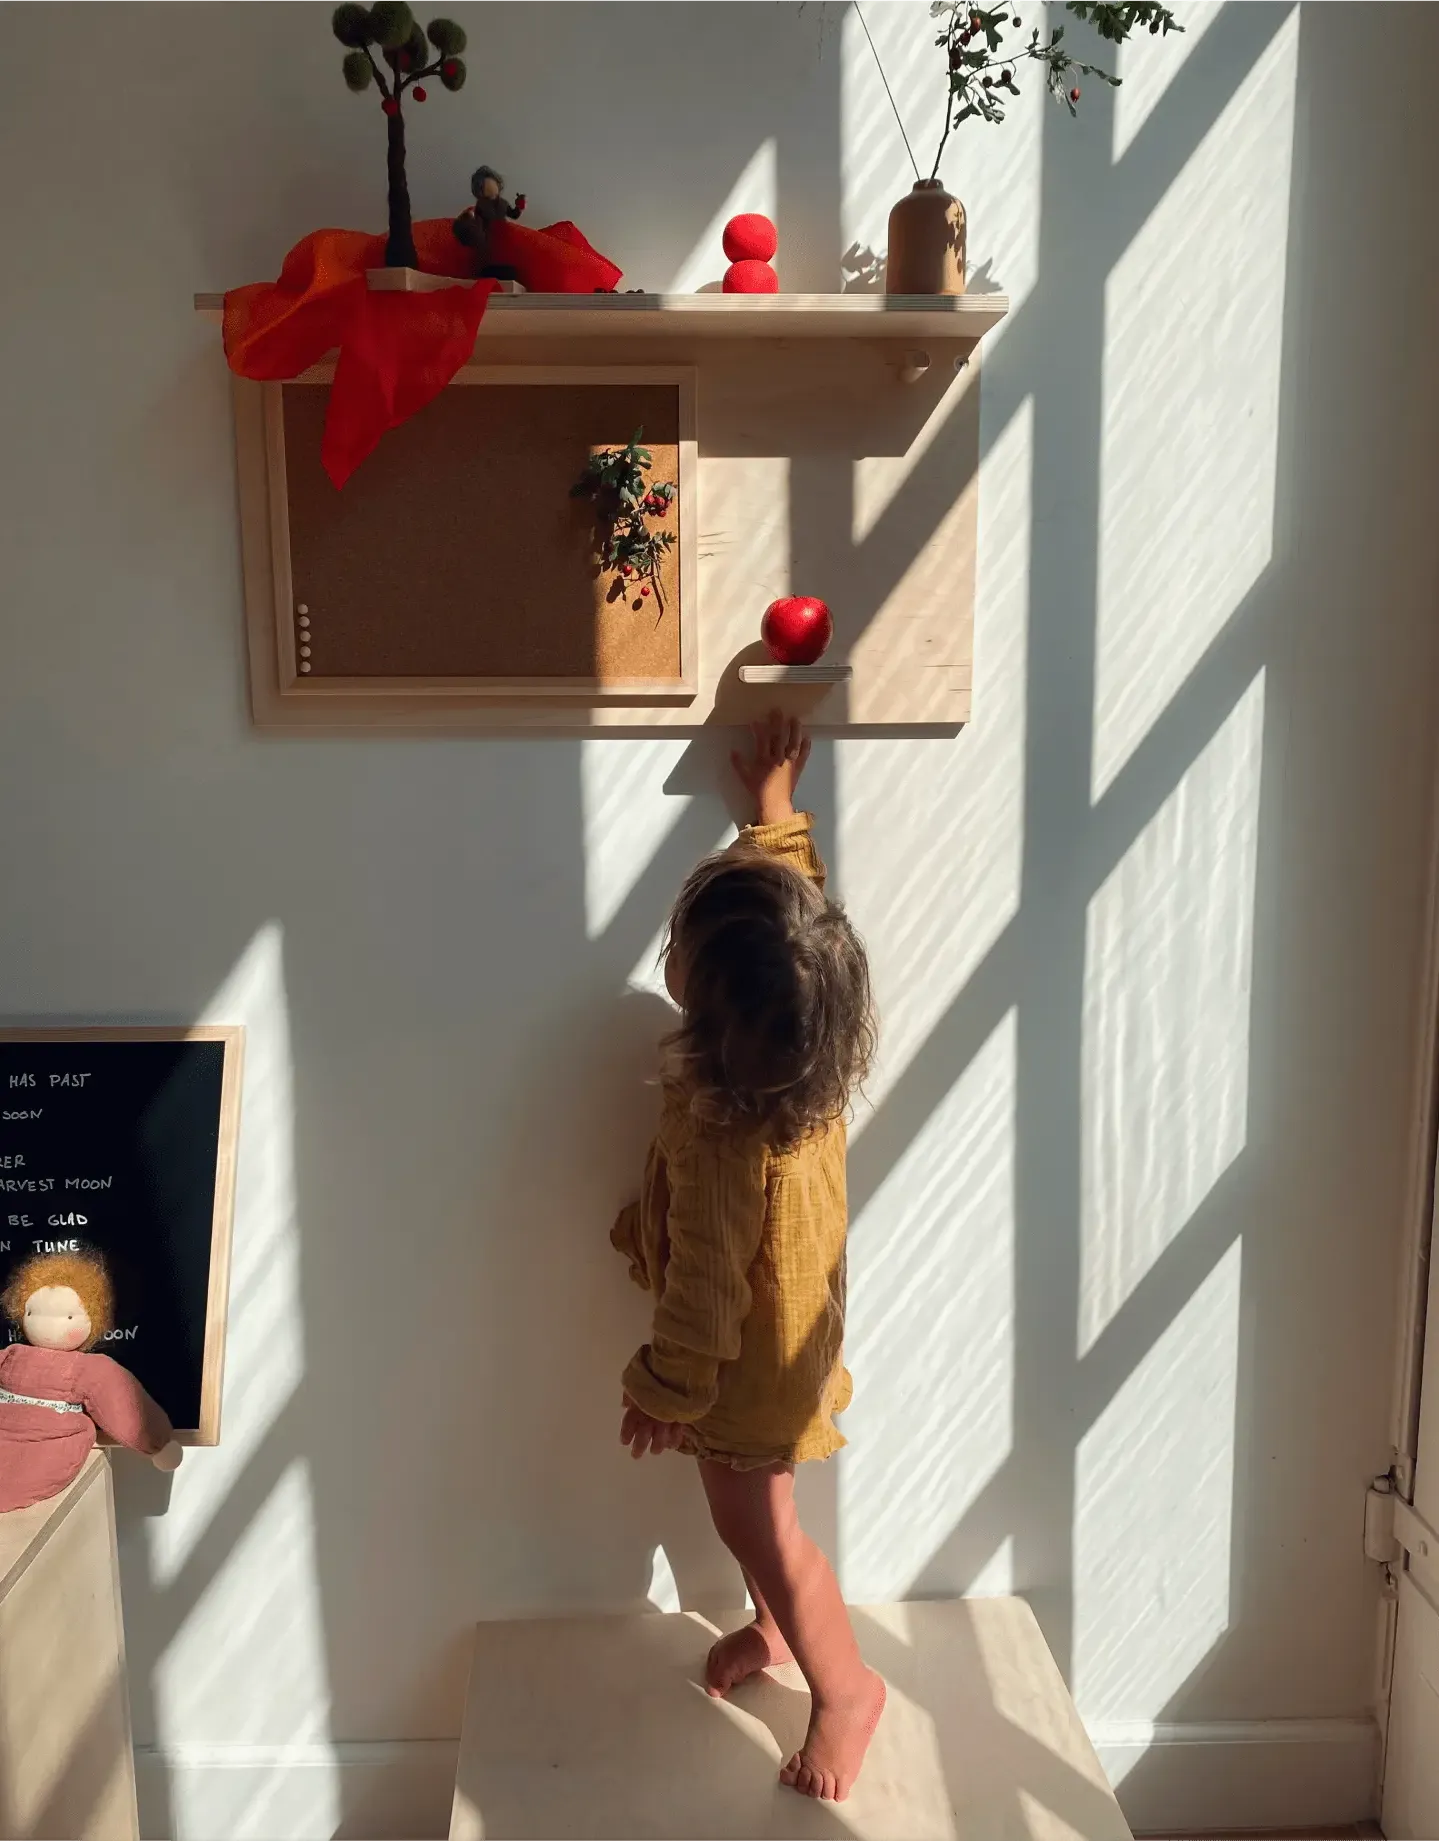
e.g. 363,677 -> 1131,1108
722,214 -> 778,294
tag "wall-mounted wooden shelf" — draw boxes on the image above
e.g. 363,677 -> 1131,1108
201,282 -> 1001,732
194,288 -> 1010,345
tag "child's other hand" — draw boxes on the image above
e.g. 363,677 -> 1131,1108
732,711 -> 811,827
621,1395 -> 685,1459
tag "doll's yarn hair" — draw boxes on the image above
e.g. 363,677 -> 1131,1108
1,1249 -> 113,1349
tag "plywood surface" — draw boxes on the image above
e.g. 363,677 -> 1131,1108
197,289 -> 1011,342
450,1598 -> 1130,1841
0,1453 -> 138,1840
235,332 -> 980,733
282,378 -> 686,689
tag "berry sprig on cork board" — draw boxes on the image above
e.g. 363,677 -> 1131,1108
571,432 -> 678,612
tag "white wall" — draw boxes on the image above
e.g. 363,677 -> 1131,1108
2,4 -> 1437,1835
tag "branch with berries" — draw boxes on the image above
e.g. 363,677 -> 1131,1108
332,4 -> 468,268
927,0 -> 1180,179
571,432 -> 677,611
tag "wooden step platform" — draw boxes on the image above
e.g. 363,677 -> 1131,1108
450,1597 -> 1131,1841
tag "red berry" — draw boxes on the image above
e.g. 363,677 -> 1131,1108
413,85 -> 427,101
382,98 -> 398,115
959,28 -> 971,42
641,585 -> 651,597
1070,85 -> 1081,101
982,74 -> 993,86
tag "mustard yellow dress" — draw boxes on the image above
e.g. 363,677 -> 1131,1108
611,814 -> 853,1469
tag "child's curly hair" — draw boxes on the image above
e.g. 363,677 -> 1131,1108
1,1249 -> 114,1349
663,842 -> 876,1148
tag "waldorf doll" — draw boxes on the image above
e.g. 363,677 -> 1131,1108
0,1249 -> 181,1513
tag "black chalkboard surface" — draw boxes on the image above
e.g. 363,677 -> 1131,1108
0,1028 -> 243,1442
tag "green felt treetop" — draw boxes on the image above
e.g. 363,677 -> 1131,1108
332,4 -> 469,269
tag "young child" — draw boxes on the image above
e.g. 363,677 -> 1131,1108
611,712 -> 885,1805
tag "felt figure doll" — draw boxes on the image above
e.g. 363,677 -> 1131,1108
0,1249 -> 181,1514
452,164 -> 527,279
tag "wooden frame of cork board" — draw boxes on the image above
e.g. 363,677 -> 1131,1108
259,365 -> 697,702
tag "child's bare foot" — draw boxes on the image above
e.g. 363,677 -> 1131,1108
780,1668 -> 886,1802
705,1621 -> 792,1698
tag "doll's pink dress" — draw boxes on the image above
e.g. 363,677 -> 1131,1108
0,1343 -> 174,1511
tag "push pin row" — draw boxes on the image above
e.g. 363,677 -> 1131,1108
296,603 -> 312,674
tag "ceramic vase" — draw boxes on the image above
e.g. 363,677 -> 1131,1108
886,180 -> 967,296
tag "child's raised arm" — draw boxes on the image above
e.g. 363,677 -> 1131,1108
732,711 -> 811,828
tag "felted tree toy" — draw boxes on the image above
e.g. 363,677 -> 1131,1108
333,3 -> 469,270
0,1248 -> 182,1513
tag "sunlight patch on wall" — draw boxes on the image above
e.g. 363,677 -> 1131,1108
148,923 -> 302,1586
1093,12 -> 1295,799
158,1459 -> 335,1798
1112,0 -> 1222,161
666,139 -> 775,293
843,399 -> 1029,1112
840,1010 -> 1015,1601
968,1535 -> 1015,1598
581,741 -> 693,941
1079,671 -> 1262,1355
1071,1237 -> 1241,1732
646,1543 -> 682,1614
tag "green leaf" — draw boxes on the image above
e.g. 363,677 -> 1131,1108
438,56 -> 466,89
341,49 -> 373,87
426,15 -> 466,53
368,0 -> 414,49
332,3 -> 372,46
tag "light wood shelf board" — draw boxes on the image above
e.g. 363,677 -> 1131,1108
195,289 -> 1010,342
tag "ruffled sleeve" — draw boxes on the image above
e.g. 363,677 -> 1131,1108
735,811 -> 827,891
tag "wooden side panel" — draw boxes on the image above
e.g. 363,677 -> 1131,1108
0,1455 -> 138,1841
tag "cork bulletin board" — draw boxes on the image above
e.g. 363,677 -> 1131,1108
266,367 -> 697,699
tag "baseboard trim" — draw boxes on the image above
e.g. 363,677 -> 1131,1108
134,1719 -> 1380,1840
134,1739 -> 459,1841
1089,1718 -> 1380,1834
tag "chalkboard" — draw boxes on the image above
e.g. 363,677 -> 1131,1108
0,1028 -> 243,1443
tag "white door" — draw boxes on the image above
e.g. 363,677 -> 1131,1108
1383,1239 -> 1439,1836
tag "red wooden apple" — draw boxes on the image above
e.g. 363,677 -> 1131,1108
761,596 -> 833,666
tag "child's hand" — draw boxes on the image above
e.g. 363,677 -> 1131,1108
620,1395 -> 686,1459
732,711 -> 811,827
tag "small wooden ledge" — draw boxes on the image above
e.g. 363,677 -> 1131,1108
738,664 -> 854,685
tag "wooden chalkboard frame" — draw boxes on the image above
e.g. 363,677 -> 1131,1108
257,364 -> 699,702
0,1026 -> 244,1445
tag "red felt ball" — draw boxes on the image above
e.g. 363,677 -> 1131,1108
722,213 -> 778,264
413,85 -> 427,101
381,98 -> 399,116
761,596 -> 833,667
723,259 -> 779,295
